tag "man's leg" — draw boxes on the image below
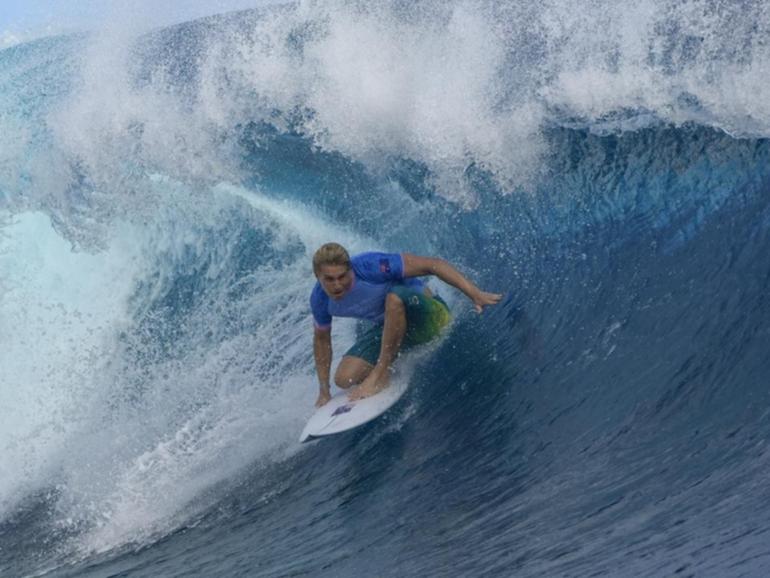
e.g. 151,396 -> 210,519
348,292 -> 407,400
334,356 -> 374,389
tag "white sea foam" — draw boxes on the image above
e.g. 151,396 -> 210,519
204,1 -> 546,205
0,183 -> 376,555
3,0 -> 769,226
538,0 -> 770,135
1,30 -> 24,49
0,212 -> 143,517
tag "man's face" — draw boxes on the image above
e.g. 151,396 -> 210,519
317,264 -> 354,300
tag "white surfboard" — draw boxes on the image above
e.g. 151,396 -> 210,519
299,380 -> 409,443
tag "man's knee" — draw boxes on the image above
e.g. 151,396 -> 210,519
334,371 -> 353,388
334,357 -> 373,388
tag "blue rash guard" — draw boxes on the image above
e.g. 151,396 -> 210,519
310,252 -> 424,330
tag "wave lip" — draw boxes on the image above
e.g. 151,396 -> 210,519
8,0 -> 770,222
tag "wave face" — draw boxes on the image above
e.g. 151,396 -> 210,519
2,2 -> 770,576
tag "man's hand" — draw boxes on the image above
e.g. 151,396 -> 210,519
315,389 -> 331,407
471,290 -> 503,313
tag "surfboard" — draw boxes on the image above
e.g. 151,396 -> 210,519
299,380 -> 409,443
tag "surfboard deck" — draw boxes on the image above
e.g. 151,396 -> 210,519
299,380 -> 409,443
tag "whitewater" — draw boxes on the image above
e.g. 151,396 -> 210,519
1,1 -> 770,576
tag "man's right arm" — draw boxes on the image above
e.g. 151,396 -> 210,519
313,328 -> 333,407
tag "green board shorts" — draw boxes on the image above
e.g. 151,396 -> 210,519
344,285 -> 452,366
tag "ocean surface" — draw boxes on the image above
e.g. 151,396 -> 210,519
2,1 -> 770,576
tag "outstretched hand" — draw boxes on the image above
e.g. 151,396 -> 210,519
471,290 -> 503,313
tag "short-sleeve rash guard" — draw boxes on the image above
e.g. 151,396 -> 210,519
310,252 -> 424,329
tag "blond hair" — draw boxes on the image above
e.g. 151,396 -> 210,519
312,243 -> 351,275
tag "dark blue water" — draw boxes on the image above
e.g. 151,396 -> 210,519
2,3 -> 770,577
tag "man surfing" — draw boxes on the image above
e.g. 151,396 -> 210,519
310,243 -> 502,407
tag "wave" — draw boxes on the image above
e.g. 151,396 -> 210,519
3,1 -> 770,231
2,2 -> 770,576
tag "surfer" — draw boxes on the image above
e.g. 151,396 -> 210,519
311,243 -> 502,406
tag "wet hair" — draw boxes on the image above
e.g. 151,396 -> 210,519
312,243 -> 351,276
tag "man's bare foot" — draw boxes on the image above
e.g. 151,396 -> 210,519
348,375 -> 390,401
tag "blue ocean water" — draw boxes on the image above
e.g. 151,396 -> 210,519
2,2 -> 770,576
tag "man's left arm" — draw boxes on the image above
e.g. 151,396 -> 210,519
402,254 -> 503,313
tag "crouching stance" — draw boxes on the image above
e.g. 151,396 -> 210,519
311,243 -> 502,407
